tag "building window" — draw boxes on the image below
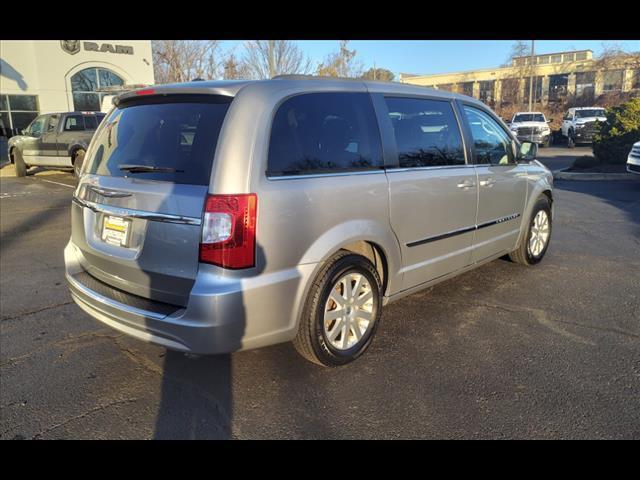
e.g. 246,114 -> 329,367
563,53 -> 575,63
500,78 -> 520,103
602,70 -> 624,92
0,94 -> 40,138
71,67 -> 124,111
479,80 -> 495,105
538,55 -> 550,65
548,73 -> 569,101
523,76 -> 544,103
459,82 -> 474,97
551,54 -> 562,64
575,72 -> 596,99
575,52 -> 588,61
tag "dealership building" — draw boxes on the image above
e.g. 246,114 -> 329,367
400,49 -> 640,107
1,40 -> 155,139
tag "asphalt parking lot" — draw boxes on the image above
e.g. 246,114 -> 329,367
1,147 -> 639,439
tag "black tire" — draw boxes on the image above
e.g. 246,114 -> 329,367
12,149 -> 27,177
73,149 -> 86,177
567,131 -> 575,149
509,196 -> 552,266
293,251 -> 382,367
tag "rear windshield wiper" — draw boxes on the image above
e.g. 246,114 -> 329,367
119,164 -> 184,173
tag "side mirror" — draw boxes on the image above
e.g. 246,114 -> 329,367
519,141 -> 538,162
547,119 -> 553,123
21,129 -> 27,135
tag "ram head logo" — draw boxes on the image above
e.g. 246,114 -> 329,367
60,40 -> 81,55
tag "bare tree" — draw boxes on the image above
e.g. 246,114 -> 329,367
499,41 -> 534,108
316,41 -> 363,78
241,40 -> 312,79
222,53 -> 250,80
594,42 -> 640,71
152,40 -> 223,84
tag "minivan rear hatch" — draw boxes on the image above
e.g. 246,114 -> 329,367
71,93 -> 232,306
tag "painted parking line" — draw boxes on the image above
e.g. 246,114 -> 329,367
33,177 -> 76,189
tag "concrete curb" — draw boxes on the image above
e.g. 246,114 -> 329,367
553,168 -> 639,181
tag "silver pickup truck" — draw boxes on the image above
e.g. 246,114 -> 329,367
7,111 -> 105,177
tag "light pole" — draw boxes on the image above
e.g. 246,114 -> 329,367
528,39 -> 535,112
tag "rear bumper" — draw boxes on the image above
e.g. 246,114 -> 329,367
65,241 -> 316,354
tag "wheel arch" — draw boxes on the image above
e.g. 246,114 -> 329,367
339,240 -> 389,299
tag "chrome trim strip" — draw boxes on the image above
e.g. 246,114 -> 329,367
406,213 -> 521,247
266,169 -> 386,180
387,165 -> 476,173
67,273 -> 167,321
72,197 -> 202,226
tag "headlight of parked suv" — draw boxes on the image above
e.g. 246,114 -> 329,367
575,123 -> 586,129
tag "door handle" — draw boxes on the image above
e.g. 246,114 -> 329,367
480,178 -> 495,187
456,180 -> 476,189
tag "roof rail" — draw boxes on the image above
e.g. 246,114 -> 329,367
271,74 -> 318,80
271,74 -> 372,82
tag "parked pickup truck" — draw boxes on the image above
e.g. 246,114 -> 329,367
561,107 -> 607,148
7,111 -> 105,177
508,112 -> 552,147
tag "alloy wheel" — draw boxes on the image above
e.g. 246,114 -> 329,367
323,272 -> 375,350
528,210 -> 550,257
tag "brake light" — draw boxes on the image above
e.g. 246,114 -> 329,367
199,194 -> 257,269
136,88 -> 156,96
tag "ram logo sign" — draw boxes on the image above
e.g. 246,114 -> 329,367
60,40 -> 81,55
83,42 -> 134,55
59,41 -> 134,56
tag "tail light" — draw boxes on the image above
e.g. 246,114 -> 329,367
199,194 -> 257,269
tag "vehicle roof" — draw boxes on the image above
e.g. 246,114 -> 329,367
513,112 -> 544,115
115,77 -> 485,107
569,106 -> 605,110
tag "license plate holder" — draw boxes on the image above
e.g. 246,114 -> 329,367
101,215 -> 131,247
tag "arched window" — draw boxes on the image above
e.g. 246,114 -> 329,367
71,67 -> 124,111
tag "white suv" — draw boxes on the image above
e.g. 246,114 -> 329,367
561,107 -> 607,148
627,141 -> 640,175
509,112 -> 551,147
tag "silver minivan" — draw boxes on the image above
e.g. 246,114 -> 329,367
65,77 -> 554,366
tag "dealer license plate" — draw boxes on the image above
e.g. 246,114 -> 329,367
101,215 -> 131,247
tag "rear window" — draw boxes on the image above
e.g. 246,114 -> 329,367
83,114 -> 99,130
65,114 -> 85,131
267,92 -> 383,176
84,95 -> 232,185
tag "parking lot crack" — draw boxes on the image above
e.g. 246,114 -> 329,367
31,398 -> 139,439
1,301 -> 74,322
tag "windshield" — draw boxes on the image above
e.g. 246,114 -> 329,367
513,114 -> 545,123
84,96 -> 232,185
576,109 -> 606,118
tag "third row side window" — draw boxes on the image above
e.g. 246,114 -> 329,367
267,92 -> 383,176
384,97 -> 466,168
